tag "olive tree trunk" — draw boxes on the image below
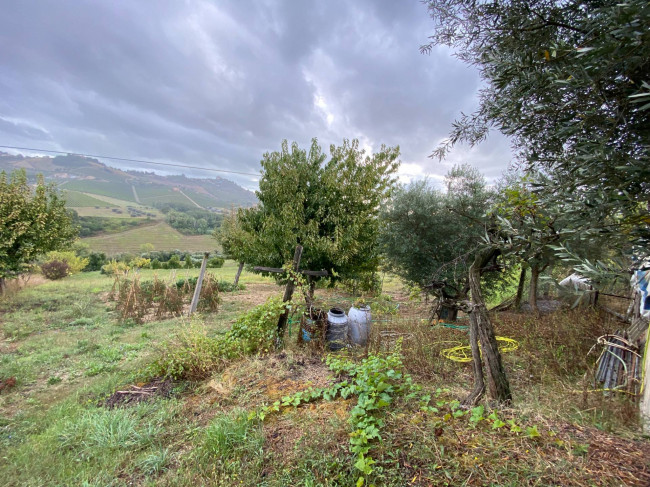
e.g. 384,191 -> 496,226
462,310 -> 486,406
463,248 -> 512,405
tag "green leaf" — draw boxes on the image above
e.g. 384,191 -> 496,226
526,425 -> 541,438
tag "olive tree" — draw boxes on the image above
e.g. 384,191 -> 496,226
381,164 -> 514,403
380,164 -> 500,317
423,0 -> 650,255
419,0 -> 650,403
0,170 -> 77,293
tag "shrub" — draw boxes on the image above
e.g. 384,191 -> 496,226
111,274 -> 219,324
113,277 -> 149,323
130,257 -> 151,269
151,259 -> 161,270
84,252 -> 107,272
217,280 -> 245,292
41,260 -> 70,280
119,252 -> 136,264
207,256 -> 225,268
199,275 -> 220,312
152,297 -> 288,379
167,255 -> 181,269
43,250 -> 89,275
175,276 -> 198,290
149,322 -> 223,379
101,260 -> 130,276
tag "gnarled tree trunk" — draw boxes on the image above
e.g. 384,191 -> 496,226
233,261 -> 244,287
462,311 -> 485,406
463,248 -> 512,405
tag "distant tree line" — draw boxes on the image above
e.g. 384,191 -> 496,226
70,212 -> 151,237
155,202 -> 223,235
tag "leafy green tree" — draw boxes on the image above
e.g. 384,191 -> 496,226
423,0 -> 650,257
381,164 -> 503,316
215,209 -> 254,286
0,170 -> 77,292
490,172 -> 565,311
230,138 -> 399,286
167,255 -> 181,269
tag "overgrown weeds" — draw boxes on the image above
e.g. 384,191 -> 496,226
199,408 -> 264,478
150,297 -> 290,379
111,273 -> 221,323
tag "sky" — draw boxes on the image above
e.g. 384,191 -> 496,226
0,0 -> 513,190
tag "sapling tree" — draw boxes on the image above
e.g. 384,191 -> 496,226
0,169 -> 77,293
215,209 -> 250,286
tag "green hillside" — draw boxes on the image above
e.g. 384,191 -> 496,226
83,221 -> 218,254
63,190 -> 117,208
0,151 -> 257,210
64,180 -> 137,203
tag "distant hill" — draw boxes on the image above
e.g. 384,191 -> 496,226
0,151 -> 257,209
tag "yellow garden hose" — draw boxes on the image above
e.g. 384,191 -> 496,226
441,336 -> 519,362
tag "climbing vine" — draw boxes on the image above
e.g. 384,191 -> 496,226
252,342 -> 551,486
252,343 -> 419,486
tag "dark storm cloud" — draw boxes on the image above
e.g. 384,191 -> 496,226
0,0 -> 512,189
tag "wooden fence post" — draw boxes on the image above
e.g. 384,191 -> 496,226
251,245 -> 327,347
642,327 -> 650,432
189,252 -> 209,316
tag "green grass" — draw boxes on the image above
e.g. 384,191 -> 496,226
63,190 -> 118,207
134,185 -> 179,200
83,221 -> 219,254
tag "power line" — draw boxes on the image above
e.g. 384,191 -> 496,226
0,145 -> 261,177
0,144 -> 506,182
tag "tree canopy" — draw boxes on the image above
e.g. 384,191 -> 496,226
423,0 -> 650,255
218,138 -> 399,283
380,164 -> 493,299
0,170 -> 77,290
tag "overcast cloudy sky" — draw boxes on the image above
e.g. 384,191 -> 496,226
0,0 -> 512,190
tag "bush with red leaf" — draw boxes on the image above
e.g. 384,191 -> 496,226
41,259 -> 70,280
